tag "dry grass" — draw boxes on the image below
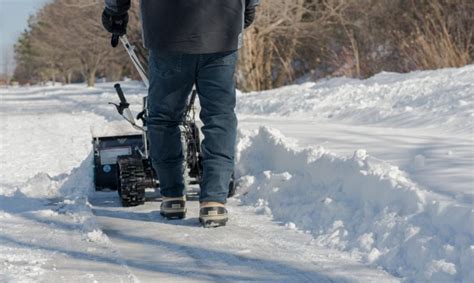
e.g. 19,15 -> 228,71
400,0 -> 473,70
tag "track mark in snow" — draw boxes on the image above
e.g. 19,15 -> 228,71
0,155 -> 138,282
0,195 -> 137,282
91,192 -> 398,282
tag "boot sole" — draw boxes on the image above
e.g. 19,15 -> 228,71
160,211 -> 186,220
199,216 -> 228,228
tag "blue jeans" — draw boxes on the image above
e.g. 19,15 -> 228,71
147,50 -> 238,204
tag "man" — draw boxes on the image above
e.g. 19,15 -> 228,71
102,0 -> 259,227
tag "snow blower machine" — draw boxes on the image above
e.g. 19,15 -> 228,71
92,35 -> 236,207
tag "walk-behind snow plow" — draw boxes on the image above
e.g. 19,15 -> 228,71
92,35 -> 236,207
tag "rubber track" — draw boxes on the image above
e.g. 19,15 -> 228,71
117,156 -> 146,207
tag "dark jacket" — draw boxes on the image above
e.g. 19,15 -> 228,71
105,0 -> 260,54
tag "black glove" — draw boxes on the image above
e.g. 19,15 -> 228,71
102,8 -> 129,36
244,7 -> 256,28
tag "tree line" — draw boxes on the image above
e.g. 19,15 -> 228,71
13,0 -> 473,91
13,0 -> 144,87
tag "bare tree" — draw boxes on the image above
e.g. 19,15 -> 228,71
24,0 -> 121,86
12,0 -> 473,88
238,0 -> 334,91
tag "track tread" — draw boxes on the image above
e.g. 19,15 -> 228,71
117,156 -> 147,207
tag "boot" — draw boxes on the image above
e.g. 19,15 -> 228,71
199,202 -> 228,228
160,196 -> 186,219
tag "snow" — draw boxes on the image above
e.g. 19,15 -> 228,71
235,126 -> 472,282
1,65 -> 473,282
237,66 -> 474,133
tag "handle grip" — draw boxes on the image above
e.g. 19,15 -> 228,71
114,83 -> 127,104
111,34 -> 120,48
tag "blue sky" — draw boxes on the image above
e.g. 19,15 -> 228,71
0,0 -> 51,73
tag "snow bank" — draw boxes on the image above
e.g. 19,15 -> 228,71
0,152 -> 112,249
236,127 -> 473,282
0,151 -> 94,199
237,65 -> 474,133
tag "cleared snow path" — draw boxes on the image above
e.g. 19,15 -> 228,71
90,192 -> 397,282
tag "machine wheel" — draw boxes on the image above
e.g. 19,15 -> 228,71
228,173 -> 237,198
116,156 -> 146,207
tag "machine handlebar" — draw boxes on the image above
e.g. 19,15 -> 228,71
114,83 -> 128,104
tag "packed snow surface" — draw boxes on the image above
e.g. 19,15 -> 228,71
1,65 -> 473,282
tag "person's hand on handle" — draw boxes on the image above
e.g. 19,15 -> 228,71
101,8 -> 128,47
